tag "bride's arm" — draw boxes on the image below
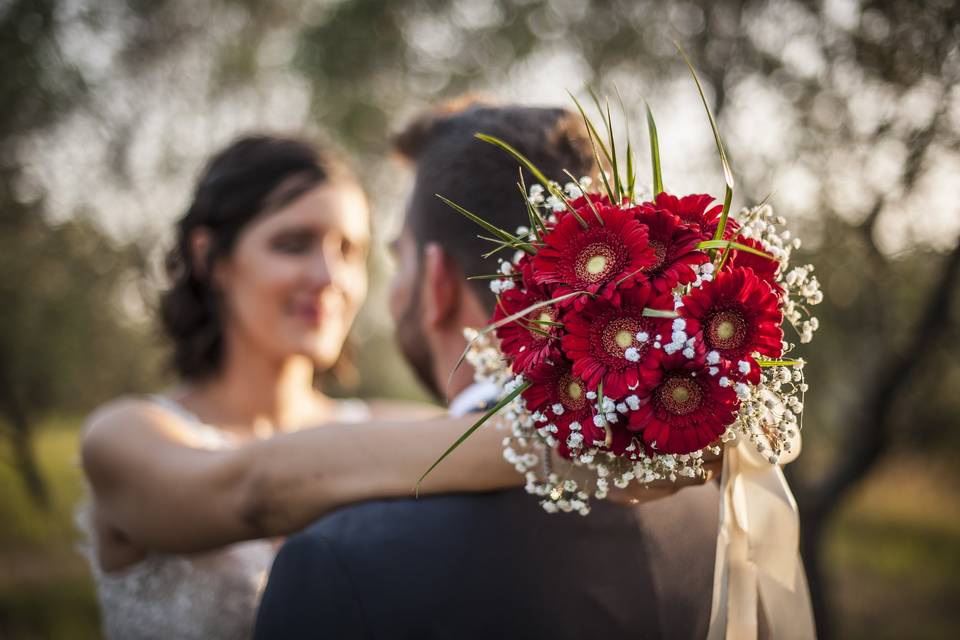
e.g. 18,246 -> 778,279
81,397 -> 515,553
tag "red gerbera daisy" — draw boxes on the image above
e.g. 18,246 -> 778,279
522,361 -> 597,457
629,352 -> 739,454
566,192 -> 611,214
533,201 -> 657,309
648,192 -> 739,241
633,206 -> 709,293
680,267 -> 784,360
724,236 -> 783,293
494,262 -> 562,375
561,285 -> 676,397
651,192 -> 721,228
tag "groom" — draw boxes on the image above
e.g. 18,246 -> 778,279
255,101 -> 721,639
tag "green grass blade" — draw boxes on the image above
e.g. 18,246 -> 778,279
675,40 -> 735,239
445,290 -> 589,395
475,133 -> 553,188
604,99 -> 623,200
567,92 -> 617,203
563,169 -> 603,226
645,100 -> 664,196
568,92 -> 615,168
615,86 -> 638,201
674,41 -> 734,191
712,186 -> 734,244
696,239 -> 775,259
482,290 -> 585,335
589,89 -> 626,199
518,171 -> 548,239
476,133 -> 587,227
756,358 -> 805,367
416,381 -> 533,493
642,308 -> 680,318
466,273 -> 522,281
437,194 -> 536,254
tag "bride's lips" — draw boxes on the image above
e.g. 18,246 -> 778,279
292,302 -> 327,326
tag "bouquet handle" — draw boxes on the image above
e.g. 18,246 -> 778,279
707,435 -> 817,640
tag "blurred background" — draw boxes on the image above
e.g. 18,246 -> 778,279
1,0 -> 958,638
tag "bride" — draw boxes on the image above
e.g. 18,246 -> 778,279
78,133 -> 707,639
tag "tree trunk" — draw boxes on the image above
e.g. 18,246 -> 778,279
796,238 -> 960,639
0,357 -> 50,508
800,510 -> 832,639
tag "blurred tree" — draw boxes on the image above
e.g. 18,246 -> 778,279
0,0 -> 167,505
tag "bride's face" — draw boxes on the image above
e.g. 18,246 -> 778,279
214,181 -> 369,370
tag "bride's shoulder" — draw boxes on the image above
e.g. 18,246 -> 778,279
362,398 -> 445,420
81,396 -> 198,467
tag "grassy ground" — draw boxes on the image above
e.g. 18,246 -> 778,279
1,421 -> 958,639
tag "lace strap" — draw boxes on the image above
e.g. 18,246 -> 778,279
149,395 -> 230,449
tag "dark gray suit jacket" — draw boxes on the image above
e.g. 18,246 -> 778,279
254,484 -> 719,640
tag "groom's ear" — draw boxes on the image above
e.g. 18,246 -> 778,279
422,242 -> 462,329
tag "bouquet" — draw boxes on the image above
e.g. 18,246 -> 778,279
419,55 -> 821,518
419,49 -> 821,639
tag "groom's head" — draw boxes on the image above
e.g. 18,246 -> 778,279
388,99 -> 594,399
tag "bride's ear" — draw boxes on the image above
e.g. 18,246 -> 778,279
188,227 -> 216,283
422,242 -> 461,329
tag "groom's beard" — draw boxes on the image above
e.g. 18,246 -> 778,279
395,282 -> 441,401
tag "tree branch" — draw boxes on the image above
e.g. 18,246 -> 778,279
803,237 -> 960,519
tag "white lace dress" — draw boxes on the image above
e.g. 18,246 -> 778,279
76,395 -> 370,640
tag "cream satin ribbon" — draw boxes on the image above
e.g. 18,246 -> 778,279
706,432 -> 817,640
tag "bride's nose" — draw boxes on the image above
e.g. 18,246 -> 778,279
305,243 -> 336,290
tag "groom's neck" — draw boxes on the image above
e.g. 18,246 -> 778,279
430,331 -> 475,407
430,291 -> 491,406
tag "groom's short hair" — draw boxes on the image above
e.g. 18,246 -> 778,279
393,98 -> 595,311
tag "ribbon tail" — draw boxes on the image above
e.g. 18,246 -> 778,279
707,438 -> 817,639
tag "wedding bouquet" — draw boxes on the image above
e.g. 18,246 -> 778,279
416,50 -> 822,638
419,51 -> 822,520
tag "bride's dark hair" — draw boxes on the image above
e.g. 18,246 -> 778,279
160,134 -> 355,381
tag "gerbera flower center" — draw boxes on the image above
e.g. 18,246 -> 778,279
642,240 -> 667,273
658,376 -> 703,416
558,373 -> 587,411
527,307 -> 556,341
601,317 -> 643,358
707,309 -> 748,351
575,242 -> 617,283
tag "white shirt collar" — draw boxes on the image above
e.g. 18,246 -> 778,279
448,381 -> 501,417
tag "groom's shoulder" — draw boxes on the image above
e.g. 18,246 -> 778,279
300,489 -> 542,550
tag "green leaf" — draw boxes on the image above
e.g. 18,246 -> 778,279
712,185 -> 734,245
596,381 -> 613,447
563,169 -> 603,226
642,308 -> 680,318
756,358 -> 805,368
466,273 -> 522,281
589,89 -> 625,199
615,86 -> 638,201
696,239 -> 775,259
604,99 -> 623,201
568,91 -> 617,202
437,194 -> 536,254
645,100 -> 664,197
446,290 -> 589,394
416,381 -> 533,493
517,171 -> 548,240
675,41 -> 735,236
527,318 -> 564,328
476,133 -> 588,228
